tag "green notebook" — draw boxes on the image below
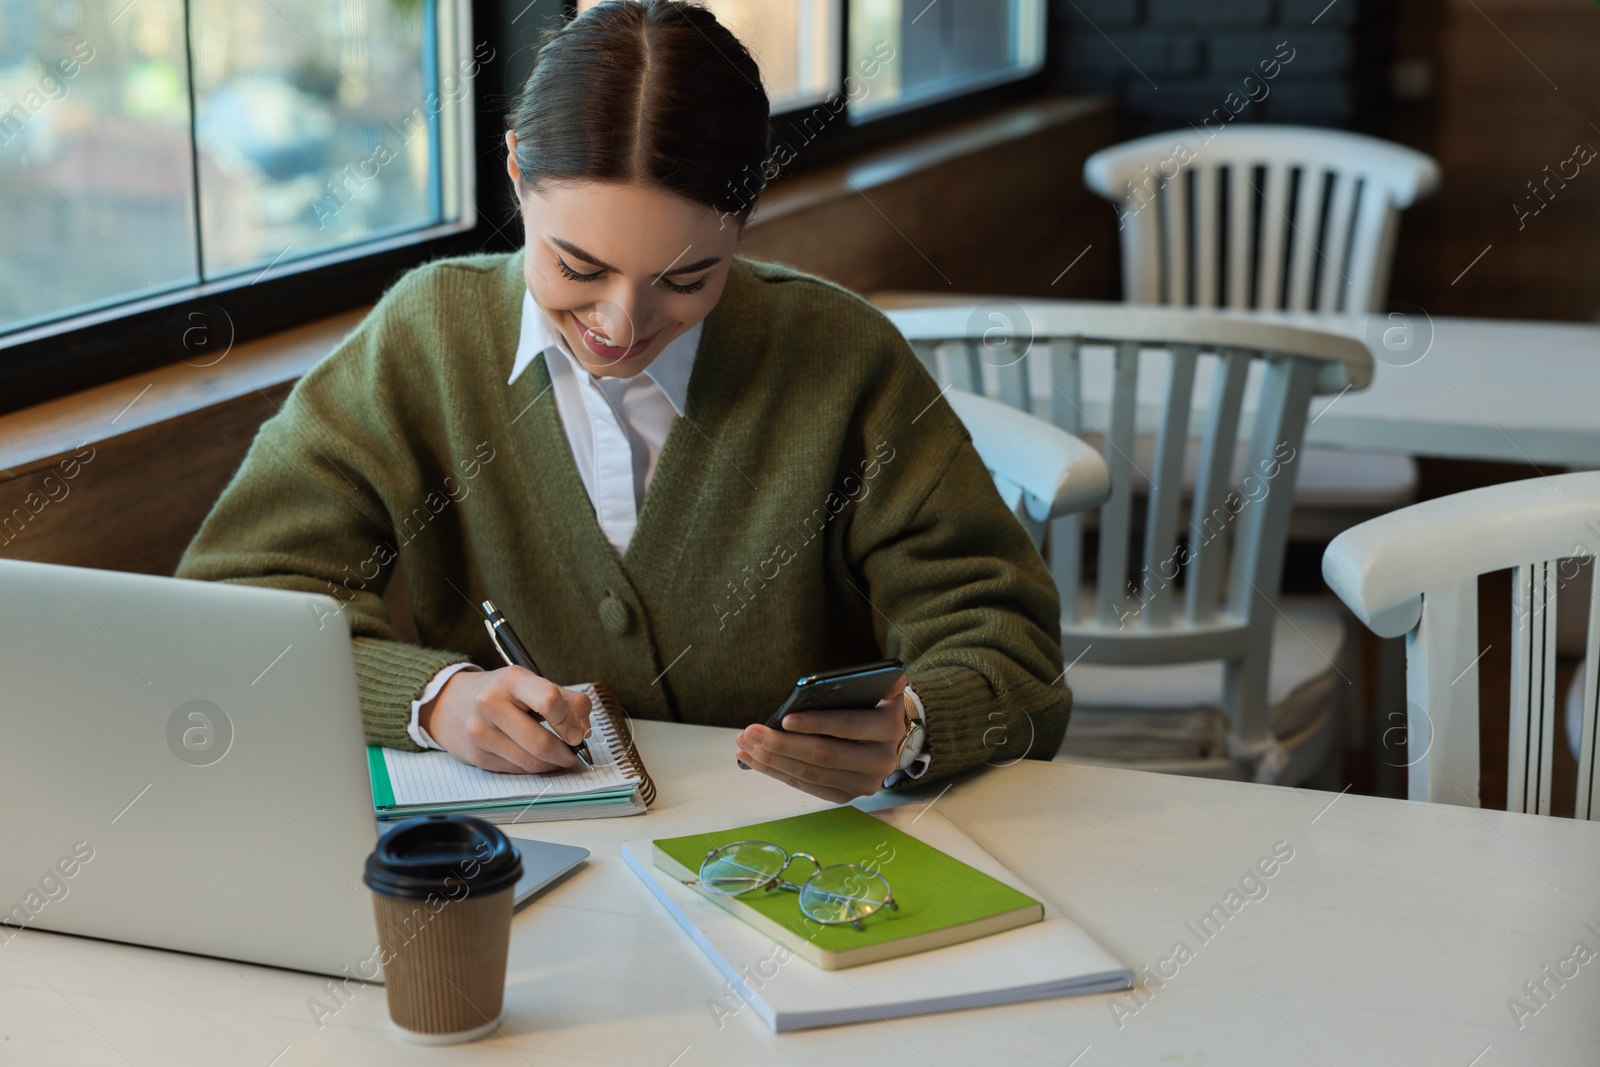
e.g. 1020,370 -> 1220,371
652,806 -> 1042,970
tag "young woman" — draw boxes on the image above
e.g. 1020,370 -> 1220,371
177,0 -> 1069,803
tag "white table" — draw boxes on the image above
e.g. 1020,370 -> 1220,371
3,721 -> 1598,1065
1071,312 -> 1600,467
1288,313 -> 1598,467
880,294 -> 1600,467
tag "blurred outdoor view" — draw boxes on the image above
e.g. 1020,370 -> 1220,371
0,0 -> 444,336
849,0 -> 1046,119
572,1 -> 1044,122
577,0 -> 840,112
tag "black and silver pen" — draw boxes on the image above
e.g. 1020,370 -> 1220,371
479,599 -> 594,768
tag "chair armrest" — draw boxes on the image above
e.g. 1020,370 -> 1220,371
1323,471 -> 1600,638
945,389 -> 1111,522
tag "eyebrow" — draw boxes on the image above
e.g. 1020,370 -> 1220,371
550,237 -> 721,278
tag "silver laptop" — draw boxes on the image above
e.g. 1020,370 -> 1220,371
0,559 -> 584,979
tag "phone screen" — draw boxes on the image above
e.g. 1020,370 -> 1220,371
737,659 -> 905,769
763,659 -> 904,731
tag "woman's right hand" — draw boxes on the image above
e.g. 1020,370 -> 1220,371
417,666 -> 593,773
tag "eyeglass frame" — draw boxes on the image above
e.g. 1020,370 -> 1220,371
687,839 -> 899,932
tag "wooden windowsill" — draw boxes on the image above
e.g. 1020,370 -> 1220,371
0,94 -> 1111,479
0,309 -> 367,479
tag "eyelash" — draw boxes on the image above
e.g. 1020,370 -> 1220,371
555,256 -> 710,295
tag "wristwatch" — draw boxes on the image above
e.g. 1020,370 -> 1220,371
895,691 -> 926,773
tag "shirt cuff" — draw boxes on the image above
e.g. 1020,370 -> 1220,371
883,685 -> 931,788
407,662 -> 480,750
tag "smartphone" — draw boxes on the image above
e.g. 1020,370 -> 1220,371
739,659 -> 905,770
765,659 -> 905,730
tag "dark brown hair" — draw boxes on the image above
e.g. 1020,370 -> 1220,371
507,0 -> 771,220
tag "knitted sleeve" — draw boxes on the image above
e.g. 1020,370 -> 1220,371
855,437 -> 1071,785
837,315 -> 1071,786
173,282 -> 470,751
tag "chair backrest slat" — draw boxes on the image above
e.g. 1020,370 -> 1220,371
1509,561 -> 1560,815
1578,560 -> 1600,820
1345,185 -> 1396,318
1185,348 -> 1252,624
1048,340 -> 1084,623
1095,342 -> 1140,626
1225,355 -> 1318,742
1161,172 -> 1191,305
1253,165 -> 1290,310
1403,578 -> 1484,805
1286,168 -> 1323,311
1193,166 -> 1221,308
1047,338 -> 1083,435
996,353 -> 1030,413
1317,172 -> 1362,312
942,340 -> 976,393
1226,357 -> 1316,620
1226,164 -> 1254,310
1125,177 -> 1162,309
1140,345 -> 1199,627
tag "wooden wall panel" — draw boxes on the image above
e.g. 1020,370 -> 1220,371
1388,0 -> 1600,322
743,98 -> 1119,299
0,390 -> 290,576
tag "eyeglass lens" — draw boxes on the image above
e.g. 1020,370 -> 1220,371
797,865 -> 894,926
699,840 -> 790,894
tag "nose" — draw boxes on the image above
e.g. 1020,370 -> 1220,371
583,281 -> 654,347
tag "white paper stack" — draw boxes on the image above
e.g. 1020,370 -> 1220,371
622,804 -> 1132,1032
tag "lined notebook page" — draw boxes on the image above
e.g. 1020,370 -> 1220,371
382,690 -> 641,807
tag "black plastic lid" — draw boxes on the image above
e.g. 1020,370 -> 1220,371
363,815 -> 523,900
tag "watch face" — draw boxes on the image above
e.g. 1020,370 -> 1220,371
897,723 -> 925,771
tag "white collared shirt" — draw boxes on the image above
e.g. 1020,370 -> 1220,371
509,290 -> 701,558
407,291 -> 927,784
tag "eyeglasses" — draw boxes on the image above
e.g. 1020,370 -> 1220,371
688,840 -> 898,931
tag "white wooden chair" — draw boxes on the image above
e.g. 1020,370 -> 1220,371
890,304 -> 1374,785
1084,125 -> 1441,539
1324,471 -> 1600,818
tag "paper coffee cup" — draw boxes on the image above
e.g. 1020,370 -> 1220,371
363,814 -> 523,1044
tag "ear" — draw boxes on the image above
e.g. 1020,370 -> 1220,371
505,130 -> 522,199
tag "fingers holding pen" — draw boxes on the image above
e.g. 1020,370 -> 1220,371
427,665 -> 586,773
503,667 -> 593,746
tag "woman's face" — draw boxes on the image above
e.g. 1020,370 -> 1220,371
506,131 -> 741,379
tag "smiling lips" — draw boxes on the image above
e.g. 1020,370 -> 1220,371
573,311 -> 657,361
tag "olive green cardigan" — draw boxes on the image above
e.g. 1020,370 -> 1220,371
175,251 -> 1070,785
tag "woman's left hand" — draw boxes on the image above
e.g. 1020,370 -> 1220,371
736,675 -> 908,803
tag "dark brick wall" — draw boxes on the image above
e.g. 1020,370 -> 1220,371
1048,0 -> 1387,133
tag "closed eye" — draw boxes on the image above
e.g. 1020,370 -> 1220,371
556,256 -> 602,283
662,274 -> 710,295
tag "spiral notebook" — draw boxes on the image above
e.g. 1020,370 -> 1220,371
366,682 -> 656,824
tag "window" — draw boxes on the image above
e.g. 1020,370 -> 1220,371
0,0 -> 476,339
848,0 -> 1046,120
575,0 -> 841,112
573,0 -> 1044,122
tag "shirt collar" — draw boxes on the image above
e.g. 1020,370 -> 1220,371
508,290 -> 702,417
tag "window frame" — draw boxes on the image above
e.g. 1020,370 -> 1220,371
0,0 -> 1048,416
